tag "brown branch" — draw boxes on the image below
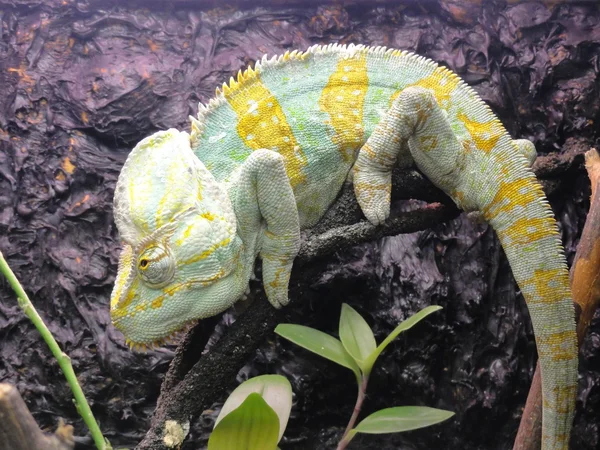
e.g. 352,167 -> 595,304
137,142 -> 587,450
573,149 -> 600,341
513,365 -> 543,450
514,147 -> 600,450
0,383 -> 74,450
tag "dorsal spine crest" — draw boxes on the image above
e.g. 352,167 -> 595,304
190,44 -> 507,149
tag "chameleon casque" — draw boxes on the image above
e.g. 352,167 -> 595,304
110,44 -> 577,449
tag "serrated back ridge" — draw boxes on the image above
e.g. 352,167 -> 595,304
189,43 -> 509,148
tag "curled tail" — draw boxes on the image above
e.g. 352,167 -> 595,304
482,169 -> 578,449
354,85 -> 578,449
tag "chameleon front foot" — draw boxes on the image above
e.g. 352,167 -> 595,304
261,252 -> 294,308
353,89 -> 414,226
353,145 -> 392,225
231,149 -> 301,310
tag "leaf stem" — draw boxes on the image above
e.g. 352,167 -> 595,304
337,373 -> 370,450
0,251 -> 111,450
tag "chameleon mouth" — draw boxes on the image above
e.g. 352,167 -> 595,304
123,319 -> 198,352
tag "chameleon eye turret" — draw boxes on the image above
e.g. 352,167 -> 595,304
136,245 -> 175,288
110,128 -> 248,350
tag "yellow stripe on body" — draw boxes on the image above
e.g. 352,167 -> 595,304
225,76 -> 307,188
319,52 -> 368,161
412,101 -> 438,152
418,134 -> 439,152
542,384 -> 578,413
155,169 -> 206,230
175,212 -> 221,247
521,267 -> 569,304
179,237 -> 232,266
384,65 -> 463,155
155,162 -> 179,229
128,182 -> 151,233
385,66 -> 502,156
389,65 -> 461,109
482,176 -> 546,220
111,245 -> 133,309
151,269 -> 227,310
353,181 -> 391,199
502,216 -> 560,246
483,176 -> 568,303
537,329 -> 578,361
116,268 -> 228,317
112,278 -> 139,318
457,112 -> 504,153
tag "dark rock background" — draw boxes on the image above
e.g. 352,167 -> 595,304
0,0 -> 599,449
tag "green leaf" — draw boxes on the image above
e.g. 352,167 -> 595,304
214,375 -> 292,442
365,305 -> 442,368
275,324 -> 361,381
352,406 -> 454,436
208,393 -> 279,450
339,304 -> 376,372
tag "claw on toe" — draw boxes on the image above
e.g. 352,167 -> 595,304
265,289 -> 289,309
262,259 -> 293,309
364,206 -> 389,226
354,179 -> 392,226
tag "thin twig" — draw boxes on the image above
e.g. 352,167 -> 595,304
337,375 -> 370,450
0,383 -> 75,450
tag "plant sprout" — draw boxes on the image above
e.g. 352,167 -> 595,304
276,304 -> 453,449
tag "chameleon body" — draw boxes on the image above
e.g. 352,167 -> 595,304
110,44 -> 577,448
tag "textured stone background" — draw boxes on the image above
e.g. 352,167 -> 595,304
0,1 -> 599,449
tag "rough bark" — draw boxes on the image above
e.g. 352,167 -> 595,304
0,384 -> 74,450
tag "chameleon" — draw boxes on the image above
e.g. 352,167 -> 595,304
109,44 -> 577,449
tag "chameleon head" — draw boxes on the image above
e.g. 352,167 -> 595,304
110,129 -> 247,349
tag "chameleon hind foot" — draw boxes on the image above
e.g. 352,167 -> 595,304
353,103 -> 412,225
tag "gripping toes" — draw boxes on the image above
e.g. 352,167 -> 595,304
353,152 -> 392,225
261,247 -> 295,308
513,138 -> 537,167
353,97 -> 410,225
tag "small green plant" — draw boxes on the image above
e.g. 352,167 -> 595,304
208,374 -> 292,450
275,303 -> 453,449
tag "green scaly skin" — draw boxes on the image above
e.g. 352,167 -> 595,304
110,44 -> 577,449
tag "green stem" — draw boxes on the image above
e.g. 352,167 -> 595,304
336,373 -> 370,450
0,251 -> 111,450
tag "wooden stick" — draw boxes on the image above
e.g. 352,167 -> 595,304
572,149 -> 600,344
0,383 -> 74,450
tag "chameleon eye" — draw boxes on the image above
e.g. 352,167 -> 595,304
137,245 -> 175,288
